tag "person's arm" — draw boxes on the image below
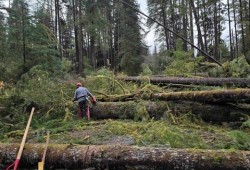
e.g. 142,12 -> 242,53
86,88 -> 94,98
73,91 -> 77,101
86,88 -> 96,103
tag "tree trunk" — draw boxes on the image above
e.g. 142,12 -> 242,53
144,89 -> 250,103
170,0 -> 176,49
90,101 -> 249,122
77,0 -> 83,75
214,1 -> 220,61
117,76 -> 250,87
201,0 -> 208,53
189,0 -> 194,56
73,0 -> 80,73
233,0 -> 239,58
161,2 -> 170,49
227,0 -> 233,60
239,0 -> 246,56
1,144 -> 249,170
190,0 -> 205,52
21,3 -> 26,68
182,0 -> 188,51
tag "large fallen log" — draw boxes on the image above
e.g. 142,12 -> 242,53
118,76 -> 250,87
91,101 -> 168,120
90,101 -> 249,122
144,89 -> 250,103
98,89 -> 250,103
0,143 -> 249,169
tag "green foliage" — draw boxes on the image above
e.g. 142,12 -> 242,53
164,50 -> 196,76
153,50 -> 173,74
140,63 -> 152,76
209,56 -> 250,78
226,131 -> 250,150
3,61 -> 75,120
118,0 -> 145,76
241,120 -> 250,129
245,50 -> 250,65
120,49 -> 143,76
91,67 -> 115,77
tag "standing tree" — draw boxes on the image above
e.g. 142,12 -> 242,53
118,0 -> 145,75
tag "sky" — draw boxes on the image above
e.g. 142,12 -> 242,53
137,0 -> 156,52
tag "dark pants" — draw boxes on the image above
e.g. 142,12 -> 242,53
78,100 -> 88,119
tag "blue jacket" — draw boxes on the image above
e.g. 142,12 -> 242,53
74,87 -> 93,102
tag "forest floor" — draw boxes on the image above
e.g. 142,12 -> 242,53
1,117 -> 249,151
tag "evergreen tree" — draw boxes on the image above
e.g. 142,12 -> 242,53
118,0 -> 145,75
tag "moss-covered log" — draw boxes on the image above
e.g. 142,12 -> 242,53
98,89 -> 250,103
91,101 -> 168,120
90,101 -> 249,122
118,76 -> 250,87
144,89 -> 250,103
0,143 -> 249,170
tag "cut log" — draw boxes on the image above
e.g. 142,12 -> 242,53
91,101 -> 168,120
118,76 -> 250,87
90,101 -> 249,123
144,89 -> 250,103
0,143 -> 249,170
98,89 -> 250,103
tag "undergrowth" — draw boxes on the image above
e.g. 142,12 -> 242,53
1,115 -> 249,150
0,67 -> 249,151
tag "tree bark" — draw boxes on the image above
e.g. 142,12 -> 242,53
190,0 -> 205,52
144,89 -> 250,103
227,0 -> 233,60
233,0 -> 239,58
0,143 -> 249,170
161,2 -> 170,49
117,76 -> 250,87
77,0 -> 83,74
91,101 -> 250,122
214,1 -> 220,61
239,0 -> 246,56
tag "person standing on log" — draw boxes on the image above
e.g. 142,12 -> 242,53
73,82 -> 96,119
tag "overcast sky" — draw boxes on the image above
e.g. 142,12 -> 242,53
137,0 -> 156,51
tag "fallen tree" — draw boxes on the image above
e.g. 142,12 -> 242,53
90,101 -> 249,123
98,89 -> 250,103
144,89 -> 250,103
117,76 -> 250,87
0,143 -> 249,169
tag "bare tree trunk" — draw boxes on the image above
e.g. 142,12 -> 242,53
189,0 -> 194,56
239,0 -> 246,55
227,0 -> 234,59
78,0 -> 83,75
190,0 -> 205,52
170,0 -> 176,49
73,0 -> 79,73
21,3 -> 26,68
201,0 -> 208,53
1,144 -> 249,170
214,1 -> 220,61
57,0 -> 62,58
182,0 -> 188,51
54,0 -> 58,42
233,0 -> 239,58
161,2 -> 170,49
